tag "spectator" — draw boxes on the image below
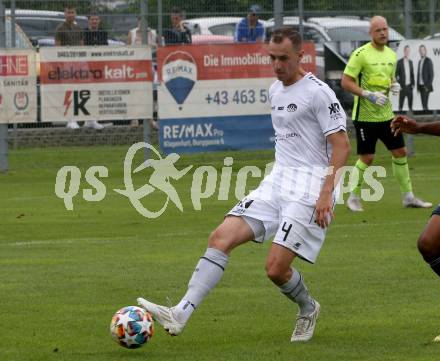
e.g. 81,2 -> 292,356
127,17 -> 158,47
55,4 -> 84,46
56,6 -> 104,130
84,14 -> 108,46
127,17 -> 159,129
163,7 -> 192,45
234,4 -> 265,43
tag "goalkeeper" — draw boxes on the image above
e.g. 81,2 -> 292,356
341,15 -> 431,211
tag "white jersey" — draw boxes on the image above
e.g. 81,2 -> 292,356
269,73 -> 346,169
228,75 -> 346,262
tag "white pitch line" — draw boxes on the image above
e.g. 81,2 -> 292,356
1,231 -> 206,247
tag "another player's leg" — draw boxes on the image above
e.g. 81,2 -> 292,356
347,154 -> 374,212
417,207 -> 440,277
266,244 -> 319,342
389,147 -> 432,208
417,207 -> 440,341
347,122 -> 377,212
137,215 -> 253,335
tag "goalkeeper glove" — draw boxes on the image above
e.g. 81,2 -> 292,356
361,90 -> 388,106
390,82 -> 401,95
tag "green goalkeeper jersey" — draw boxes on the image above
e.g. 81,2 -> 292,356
344,42 -> 397,122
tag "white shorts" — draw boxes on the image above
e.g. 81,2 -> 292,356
227,178 -> 330,264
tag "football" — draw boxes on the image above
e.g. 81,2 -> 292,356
110,306 -> 154,349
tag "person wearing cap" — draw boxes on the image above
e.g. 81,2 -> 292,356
163,7 -> 192,45
234,4 -> 265,43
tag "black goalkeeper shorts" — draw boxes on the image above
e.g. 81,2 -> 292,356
353,119 -> 405,155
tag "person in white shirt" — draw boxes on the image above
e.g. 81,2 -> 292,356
137,27 -> 350,343
396,45 -> 415,112
127,17 -> 159,128
127,16 -> 158,47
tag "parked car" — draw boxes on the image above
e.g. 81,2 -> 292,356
191,34 -> 234,44
5,10 -> 88,46
266,16 -> 404,108
184,16 -> 269,38
306,17 -> 404,57
3,16 -> 34,49
184,17 -> 243,37
5,9 -> 124,46
266,16 -> 404,58
424,33 -> 440,40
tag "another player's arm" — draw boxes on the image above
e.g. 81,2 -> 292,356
390,57 -> 401,94
341,74 -> 388,106
315,131 -> 351,228
341,74 -> 363,97
391,115 -> 440,136
342,49 -> 388,106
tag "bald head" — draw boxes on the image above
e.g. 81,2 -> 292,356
370,16 -> 387,30
369,15 -> 389,48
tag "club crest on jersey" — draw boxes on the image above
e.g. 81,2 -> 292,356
287,103 -> 297,112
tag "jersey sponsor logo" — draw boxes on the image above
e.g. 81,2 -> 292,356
328,103 -> 340,115
233,198 -> 254,214
236,198 -> 254,209
287,103 -> 297,112
292,242 -> 302,250
275,132 -> 301,141
328,102 -> 344,121
277,106 -> 284,110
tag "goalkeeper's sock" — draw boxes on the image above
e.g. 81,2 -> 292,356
352,159 -> 369,197
279,269 -> 315,316
392,156 -> 413,195
429,256 -> 440,278
173,248 -> 229,323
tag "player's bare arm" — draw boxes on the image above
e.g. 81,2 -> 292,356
341,74 -> 363,97
391,115 -> 440,136
315,130 -> 350,228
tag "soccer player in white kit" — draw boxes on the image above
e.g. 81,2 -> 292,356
138,28 -> 351,342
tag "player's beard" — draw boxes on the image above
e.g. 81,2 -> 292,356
372,36 -> 388,47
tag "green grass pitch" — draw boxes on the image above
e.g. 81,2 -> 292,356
1,136 -> 439,361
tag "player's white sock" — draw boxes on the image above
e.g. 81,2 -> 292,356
279,269 -> 315,316
172,299 -> 196,324
172,248 -> 229,323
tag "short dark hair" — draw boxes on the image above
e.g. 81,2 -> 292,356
171,7 -> 183,15
404,45 -> 410,50
64,3 -> 76,10
270,27 -> 302,50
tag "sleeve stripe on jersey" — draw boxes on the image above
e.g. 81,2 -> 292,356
323,125 -> 346,135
